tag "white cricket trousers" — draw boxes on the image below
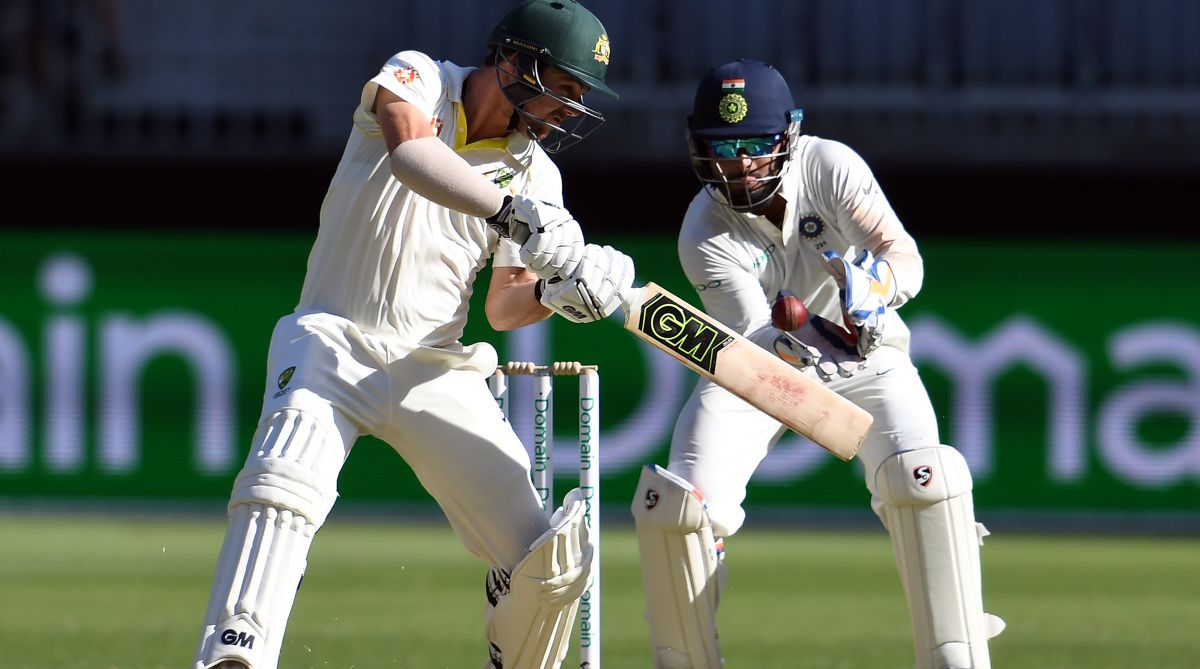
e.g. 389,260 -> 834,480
252,310 -> 549,569
668,345 -> 941,537
193,311 -> 551,668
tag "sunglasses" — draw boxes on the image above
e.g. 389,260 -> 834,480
705,134 -> 782,159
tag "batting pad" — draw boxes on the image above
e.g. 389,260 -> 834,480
631,465 -> 724,669
875,445 -> 997,669
194,409 -> 343,669
486,488 -> 592,669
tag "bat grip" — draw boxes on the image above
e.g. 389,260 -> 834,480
618,284 -> 647,313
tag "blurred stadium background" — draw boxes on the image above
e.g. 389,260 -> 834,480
2,1 -> 1198,667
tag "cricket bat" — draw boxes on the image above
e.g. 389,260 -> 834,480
621,282 -> 871,460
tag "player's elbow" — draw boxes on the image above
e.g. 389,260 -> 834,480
880,251 -> 923,306
891,262 -> 924,306
486,312 -> 551,332
484,267 -> 552,331
485,300 -> 551,332
486,308 -> 519,331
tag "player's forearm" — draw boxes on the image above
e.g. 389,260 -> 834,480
485,271 -> 551,331
389,137 -> 506,218
878,246 -> 922,305
866,233 -> 923,307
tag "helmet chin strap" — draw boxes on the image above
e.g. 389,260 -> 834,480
506,109 -> 521,134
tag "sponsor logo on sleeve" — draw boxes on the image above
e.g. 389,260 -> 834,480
273,366 -> 296,399
392,67 -> 420,85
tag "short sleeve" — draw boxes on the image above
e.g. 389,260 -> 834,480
360,50 -> 445,121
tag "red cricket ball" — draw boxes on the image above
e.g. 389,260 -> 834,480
771,292 -> 809,331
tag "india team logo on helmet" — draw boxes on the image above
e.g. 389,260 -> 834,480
717,78 -> 748,124
687,61 -> 801,212
719,93 -> 748,124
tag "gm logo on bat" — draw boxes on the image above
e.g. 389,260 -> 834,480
637,292 -> 734,375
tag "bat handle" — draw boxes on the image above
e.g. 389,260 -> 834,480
618,284 -> 647,314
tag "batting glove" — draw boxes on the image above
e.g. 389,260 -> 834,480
537,244 -> 635,323
486,195 -> 586,280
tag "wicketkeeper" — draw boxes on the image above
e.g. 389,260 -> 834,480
191,2 -> 634,668
631,59 -> 1005,669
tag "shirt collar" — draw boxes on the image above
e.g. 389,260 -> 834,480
445,62 -> 537,167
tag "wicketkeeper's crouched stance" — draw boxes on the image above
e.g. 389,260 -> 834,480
632,59 -> 1004,668
192,1 -> 635,667
634,441 -> 1006,669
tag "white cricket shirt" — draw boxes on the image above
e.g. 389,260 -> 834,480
678,135 -> 924,353
297,50 -> 563,346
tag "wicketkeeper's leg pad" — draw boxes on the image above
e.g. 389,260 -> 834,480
631,464 -> 725,669
485,487 -> 592,669
194,408 -> 347,669
875,445 -> 1004,669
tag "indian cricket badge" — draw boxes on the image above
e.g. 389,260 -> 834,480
798,214 -> 825,239
718,78 -> 747,124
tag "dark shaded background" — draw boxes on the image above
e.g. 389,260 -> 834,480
3,0 -> 1197,241
4,156 -> 1194,241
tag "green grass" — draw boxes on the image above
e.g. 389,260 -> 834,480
1,514 -> 1198,668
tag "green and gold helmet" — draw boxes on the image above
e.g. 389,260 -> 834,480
487,0 -> 617,152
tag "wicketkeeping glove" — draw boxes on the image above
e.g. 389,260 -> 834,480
772,314 -> 867,382
822,246 -> 896,356
537,244 -> 635,323
487,195 -> 586,279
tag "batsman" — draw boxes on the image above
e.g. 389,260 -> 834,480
190,2 -> 635,668
631,60 -> 1005,668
